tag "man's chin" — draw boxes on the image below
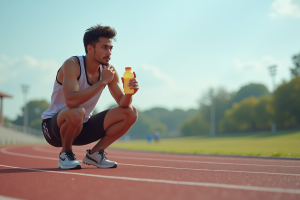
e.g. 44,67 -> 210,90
100,61 -> 109,66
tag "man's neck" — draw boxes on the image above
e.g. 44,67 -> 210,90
85,54 -> 100,74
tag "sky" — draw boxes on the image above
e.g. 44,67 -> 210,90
0,0 -> 300,120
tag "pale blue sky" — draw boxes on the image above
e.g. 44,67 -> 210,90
1,0 -> 300,119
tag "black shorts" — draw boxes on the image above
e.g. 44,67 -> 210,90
41,109 -> 110,147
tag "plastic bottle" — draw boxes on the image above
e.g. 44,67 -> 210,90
123,67 -> 134,94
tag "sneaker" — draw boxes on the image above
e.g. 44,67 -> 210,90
57,149 -> 82,169
83,149 -> 117,168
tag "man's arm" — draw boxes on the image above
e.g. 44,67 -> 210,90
62,59 -> 114,108
107,65 -> 139,108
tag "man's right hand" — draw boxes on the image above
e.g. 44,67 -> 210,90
101,65 -> 115,85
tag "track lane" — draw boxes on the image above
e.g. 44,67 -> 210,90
33,145 -> 300,167
1,145 -> 300,200
1,146 -> 300,188
1,165 -> 298,200
20,146 -> 300,175
3,146 -> 300,177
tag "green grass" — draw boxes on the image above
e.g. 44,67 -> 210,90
111,130 -> 300,158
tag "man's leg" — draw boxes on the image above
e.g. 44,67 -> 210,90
90,105 -> 138,153
57,107 -> 86,153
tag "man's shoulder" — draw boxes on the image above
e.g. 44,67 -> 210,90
61,56 -> 81,76
65,56 -> 80,65
62,57 -> 80,69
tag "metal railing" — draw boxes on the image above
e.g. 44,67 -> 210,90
0,138 -> 46,145
3,122 -> 43,138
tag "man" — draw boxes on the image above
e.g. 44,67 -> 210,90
41,25 -> 139,170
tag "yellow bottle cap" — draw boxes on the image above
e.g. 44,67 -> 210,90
125,67 -> 131,70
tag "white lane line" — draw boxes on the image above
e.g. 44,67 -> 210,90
0,164 -> 300,195
119,163 -> 300,177
32,146 -> 300,168
0,195 -> 23,200
2,146 -> 300,176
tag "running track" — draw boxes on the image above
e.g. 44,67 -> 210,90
0,145 -> 300,200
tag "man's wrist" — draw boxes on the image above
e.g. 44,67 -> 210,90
98,80 -> 108,87
124,94 -> 133,97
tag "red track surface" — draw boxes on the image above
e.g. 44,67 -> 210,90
0,144 -> 300,200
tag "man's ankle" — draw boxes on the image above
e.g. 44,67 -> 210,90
61,149 -> 72,154
90,149 -> 96,154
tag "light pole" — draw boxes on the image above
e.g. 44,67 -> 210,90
268,65 -> 277,133
210,88 -> 215,137
269,65 -> 277,93
21,85 -> 30,133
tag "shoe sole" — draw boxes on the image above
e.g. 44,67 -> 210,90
82,156 -> 117,168
83,161 -> 117,168
58,163 -> 82,170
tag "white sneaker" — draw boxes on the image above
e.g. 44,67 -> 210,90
83,149 -> 117,168
57,150 -> 82,169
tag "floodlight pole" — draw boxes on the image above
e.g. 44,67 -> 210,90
210,88 -> 215,137
269,65 -> 277,93
22,85 -> 29,133
268,65 -> 277,133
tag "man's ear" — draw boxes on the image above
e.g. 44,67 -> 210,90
87,45 -> 94,54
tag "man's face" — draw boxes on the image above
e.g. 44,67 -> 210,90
91,37 -> 113,65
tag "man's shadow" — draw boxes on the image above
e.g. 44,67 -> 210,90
0,166 -> 116,174
0,167 -> 85,174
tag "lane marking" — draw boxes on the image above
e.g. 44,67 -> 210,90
2,146 -> 300,176
119,163 -> 300,177
32,146 -> 300,168
0,164 -> 300,195
0,195 -> 23,200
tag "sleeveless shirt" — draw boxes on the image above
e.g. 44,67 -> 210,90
41,56 -> 105,123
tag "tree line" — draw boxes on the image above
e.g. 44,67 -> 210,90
181,52 -> 300,136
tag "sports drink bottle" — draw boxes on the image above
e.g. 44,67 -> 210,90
123,67 -> 134,94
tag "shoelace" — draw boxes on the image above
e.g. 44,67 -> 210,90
99,149 -> 108,161
65,152 -> 76,161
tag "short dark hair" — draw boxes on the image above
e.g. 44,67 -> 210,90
83,24 -> 117,54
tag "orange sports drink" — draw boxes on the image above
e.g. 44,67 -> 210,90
123,67 -> 134,94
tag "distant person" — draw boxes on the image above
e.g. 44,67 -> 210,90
41,25 -> 139,169
153,130 -> 161,142
147,134 -> 152,143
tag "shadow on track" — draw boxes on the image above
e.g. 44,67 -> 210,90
0,168 -> 81,174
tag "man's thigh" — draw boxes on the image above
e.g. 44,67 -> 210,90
73,109 -> 110,146
103,106 -> 136,131
57,107 -> 85,128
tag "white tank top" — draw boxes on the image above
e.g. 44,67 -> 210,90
41,56 -> 105,123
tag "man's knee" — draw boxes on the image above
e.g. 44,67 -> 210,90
67,107 -> 86,126
125,105 -> 138,124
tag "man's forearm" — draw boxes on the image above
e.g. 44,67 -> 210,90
65,80 -> 106,108
119,94 -> 133,108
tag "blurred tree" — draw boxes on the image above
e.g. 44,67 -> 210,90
179,87 -> 233,136
123,107 -> 197,139
290,52 -> 300,78
220,96 -> 274,132
125,112 -> 167,139
229,83 -> 270,106
13,100 -> 49,130
273,77 -> 300,127
253,96 -> 274,129
221,97 -> 259,132
144,107 -> 197,134
198,87 -> 234,132
180,114 -> 209,136
4,117 -> 12,123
